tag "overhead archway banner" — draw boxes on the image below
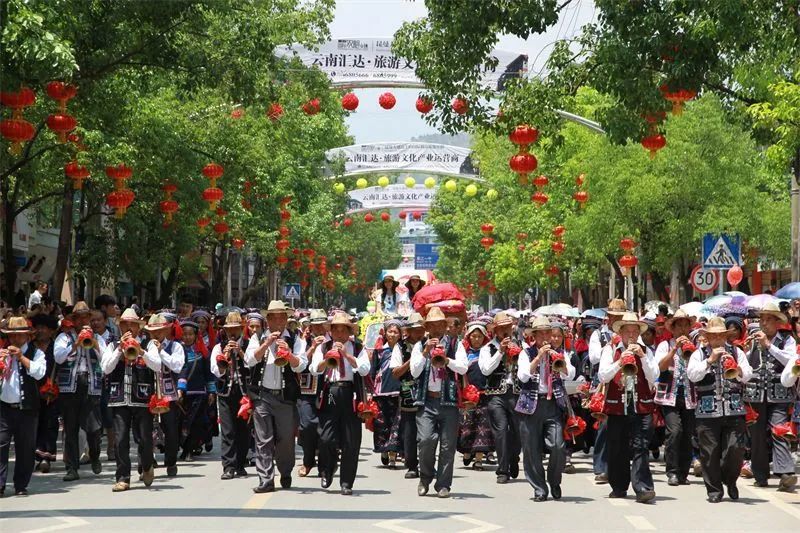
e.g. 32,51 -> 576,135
276,37 -> 527,90
347,184 -> 435,213
326,142 -> 478,177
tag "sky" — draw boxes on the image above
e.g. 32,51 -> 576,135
328,0 -> 597,143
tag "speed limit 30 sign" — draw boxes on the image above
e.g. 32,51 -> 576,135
690,265 -> 719,294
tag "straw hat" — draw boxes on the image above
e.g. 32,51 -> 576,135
611,312 -> 647,334
758,301 -> 788,324
606,298 -> 628,317
144,313 -> 172,331
405,275 -> 426,291
1,316 -> 32,334
118,308 -> 144,326
329,311 -> 358,333
702,317 -> 729,335
221,312 -> 244,330
308,309 -> 329,325
382,274 -> 399,289
491,311 -> 515,328
424,307 -> 447,324
264,300 -> 293,316
529,315 -> 552,332
70,301 -> 91,318
404,312 -> 425,329
666,309 -> 695,331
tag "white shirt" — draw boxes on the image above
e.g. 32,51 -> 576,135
780,353 -> 799,388
588,326 -> 611,366
244,330 -> 307,389
410,339 -> 467,392
100,337 -> 161,374
517,343 -> 575,393
598,343 -> 660,387
27,290 -> 42,309
54,330 -> 108,373
763,334 -> 797,367
310,340 -> 370,381
686,346 -> 752,383
144,338 -> 185,374
0,343 -> 46,404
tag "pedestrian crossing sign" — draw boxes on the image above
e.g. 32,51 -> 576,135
283,283 -> 301,300
702,233 -> 740,269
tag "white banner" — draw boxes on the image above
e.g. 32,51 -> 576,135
348,184 -> 435,211
277,37 -> 527,91
327,142 -> 476,177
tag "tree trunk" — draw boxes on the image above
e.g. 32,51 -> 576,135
1,192 -> 16,305
605,254 -> 625,299
52,180 -> 75,303
650,271 -> 670,302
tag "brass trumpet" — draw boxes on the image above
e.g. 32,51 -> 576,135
791,359 -> 800,377
550,351 -> 567,374
620,352 -> 638,377
122,339 -> 140,361
324,349 -> 340,370
274,346 -> 290,367
721,354 -> 739,380
430,345 -> 447,368
78,330 -> 94,349
680,342 -> 697,361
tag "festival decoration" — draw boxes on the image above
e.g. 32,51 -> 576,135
424,177 -> 436,188
302,98 -> 321,115
159,183 -> 179,226
531,191 -> 548,207
364,213 -> 374,223
727,264 -> 744,287
378,92 -> 396,110
573,189 -> 589,207
202,162 -> 224,210
404,176 -> 416,188
45,81 -> 78,142
380,212 -> 390,222
415,96 -> 433,114
267,102 -> 283,121
341,92 -> 359,111
356,177 -> 368,189
660,84 -> 697,116
465,183 -> 477,197
444,179 -> 457,192
0,86 -> 36,156
451,97 -> 468,115
641,133 -> 666,159
553,225 -> 566,238
378,176 -> 390,187
334,182 -> 346,194
64,160 -> 90,190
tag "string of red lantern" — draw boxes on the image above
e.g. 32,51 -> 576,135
480,223 -> 495,251
105,164 -> 135,219
0,86 -> 36,156
159,182 -> 179,227
65,160 -> 90,190
573,174 -> 589,208
508,124 -> 539,186
202,162 -> 224,210
45,81 -> 78,143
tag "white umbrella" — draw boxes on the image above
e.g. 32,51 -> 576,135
535,303 -> 580,318
679,301 -> 711,319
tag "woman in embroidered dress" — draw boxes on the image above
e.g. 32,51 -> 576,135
371,320 -> 404,467
177,320 -> 216,461
457,322 -> 494,470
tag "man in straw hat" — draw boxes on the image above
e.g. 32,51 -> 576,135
654,309 -> 698,487
742,301 -> 797,492
0,316 -> 46,496
598,311 -> 660,503
587,298 -> 628,484
309,311 -> 371,495
100,308 -> 161,491
409,307 -> 468,499
295,309 -> 329,478
245,301 -> 308,493
516,315 -> 576,501
479,310 -> 523,484
687,316 -> 753,502
53,301 -> 107,481
390,311 -> 426,479
210,311 -> 251,481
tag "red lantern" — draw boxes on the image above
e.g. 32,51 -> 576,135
509,125 -> 539,147
300,277 -> 309,289
230,107 -> 244,119
416,96 -> 433,114
341,92 -> 359,111
1,118 -> 35,155
619,238 -> 636,251
399,211 -> 407,220
64,160 -> 90,190
516,232 -> 528,241
197,216 -> 211,231
279,226 -> 290,237
643,111 -> 666,124
380,212 -> 390,222
533,175 -> 549,189
46,113 -> 77,143
509,153 -> 538,175
553,225 -> 566,238
303,98 -> 321,115
276,239 -> 290,252
202,162 -> 224,180
618,255 -> 638,268
105,163 -> 133,186
641,134 -> 666,159
159,199 -> 179,224
0,87 -> 36,113
213,221 -> 229,238
480,223 -> 494,235
531,191 -> 549,207
343,217 -> 352,227
232,238 -> 245,250
303,248 -> 316,259
279,211 -> 291,224
480,236 -> 494,251
573,190 -> 589,206
378,92 -> 396,110
307,261 -> 316,272
517,244 -> 526,252
412,211 -> 422,220
364,213 -> 374,223
292,258 -> 302,271
267,102 -> 283,121
106,188 -> 134,219
45,81 -> 77,112
546,264 -> 560,277
276,254 -> 289,266
575,174 -> 585,187
727,265 -> 744,287
451,97 -> 468,115
202,187 -> 223,211
478,269 -> 487,279
551,241 -> 565,255
660,85 -> 697,116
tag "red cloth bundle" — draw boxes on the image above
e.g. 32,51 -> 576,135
39,378 -> 59,402
356,399 -> 379,420
237,395 -> 253,421
771,421 -> 797,442
148,394 -> 170,414
563,415 -> 587,441
461,384 -> 481,408
745,403 -> 759,426
506,344 -> 521,359
588,391 -> 606,418
275,346 -> 291,367
574,338 -> 589,354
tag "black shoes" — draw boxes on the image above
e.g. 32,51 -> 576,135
341,484 -> 353,496
778,474 -> 797,492
707,494 -> 722,503
220,470 -> 235,480
667,474 -> 680,486
636,490 -> 656,504
91,460 -> 102,475
253,483 -> 274,494
509,463 -> 519,479
551,485 -> 562,500
15,488 -> 28,496
753,480 -> 768,487
417,480 -> 429,496
727,484 -> 739,500
496,474 -> 509,484
321,474 -> 333,489
533,494 -> 547,502
166,466 -> 178,477
404,470 -> 419,479
63,470 -> 80,482
235,468 -> 248,478
280,476 -> 292,489
608,491 -> 627,499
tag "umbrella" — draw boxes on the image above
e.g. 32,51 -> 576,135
535,303 -> 580,318
644,300 -> 673,315
214,305 -> 245,317
702,293 -> 748,316
581,308 -> 607,320
745,294 -> 781,311
775,282 -> 800,300
724,291 -> 749,298
679,301 -> 705,318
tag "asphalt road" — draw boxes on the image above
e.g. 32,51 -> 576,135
2,437 -> 799,532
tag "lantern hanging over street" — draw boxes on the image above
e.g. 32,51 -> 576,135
727,264 -> 744,287
341,92 -> 359,111
553,225 -> 566,238
533,175 -> 549,190
197,216 -> 211,232
509,125 -> 539,148
531,191 -> 549,207
619,237 -> 636,251
64,160 -> 90,190
641,133 -> 666,159
1,86 -> 36,156
660,85 -> 697,116
302,98 -> 321,115
364,212 -> 374,223
415,96 -> 433,114
159,183 -> 179,226
618,254 -> 638,269
381,212 -> 390,222
378,92 -> 396,110
45,82 -> 78,143
480,236 -> 495,251
267,102 -> 283,121
573,190 -> 588,207
451,97 -> 468,115
551,241 -> 565,255
213,220 -> 230,239
232,237 -> 245,250
201,162 -> 224,210
480,223 -> 494,235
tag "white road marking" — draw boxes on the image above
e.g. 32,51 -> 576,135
624,515 -> 656,531
450,515 -> 503,533
608,498 -> 629,507
740,484 -> 800,521
374,511 -> 449,533
20,512 -> 89,533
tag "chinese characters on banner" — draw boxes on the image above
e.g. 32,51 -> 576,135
347,184 -> 436,211
326,142 -> 477,177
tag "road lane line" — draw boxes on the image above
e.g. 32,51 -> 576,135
624,515 -> 656,531
450,515 -> 503,533
239,491 -> 273,512
740,485 -> 800,520
20,512 -> 89,533
607,498 -> 629,507
374,511 -> 443,533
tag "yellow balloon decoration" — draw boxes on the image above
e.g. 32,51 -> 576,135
378,176 -> 390,188
424,177 -> 436,189
356,178 -> 368,189
465,183 -> 478,197
445,179 -> 457,192
486,188 -> 498,200
334,182 -> 346,194
404,176 -> 416,188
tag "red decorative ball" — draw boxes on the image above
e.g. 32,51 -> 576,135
378,92 -> 396,110
341,92 -> 359,111
415,96 -> 433,114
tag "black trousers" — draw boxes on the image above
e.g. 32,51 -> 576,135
662,396 -> 695,481
0,403 -> 38,491
112,406 -> 153,483
158,402 -> 179,468
59,377 -> 102,473
318,383 -> 362,488
696,416 -> 745,499
750,402 -> 795,482
606,413 -> 654,496
218,390 -> 250,472
298,396 -> 320,469
401,409 -> 418,471
487,392 -> 521,477
36,399 -> 60,456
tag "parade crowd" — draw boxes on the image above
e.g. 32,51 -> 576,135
1,287 -> 799,506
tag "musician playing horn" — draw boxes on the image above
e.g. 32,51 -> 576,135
686,316 -> 752,503
598,312 -> 660,504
